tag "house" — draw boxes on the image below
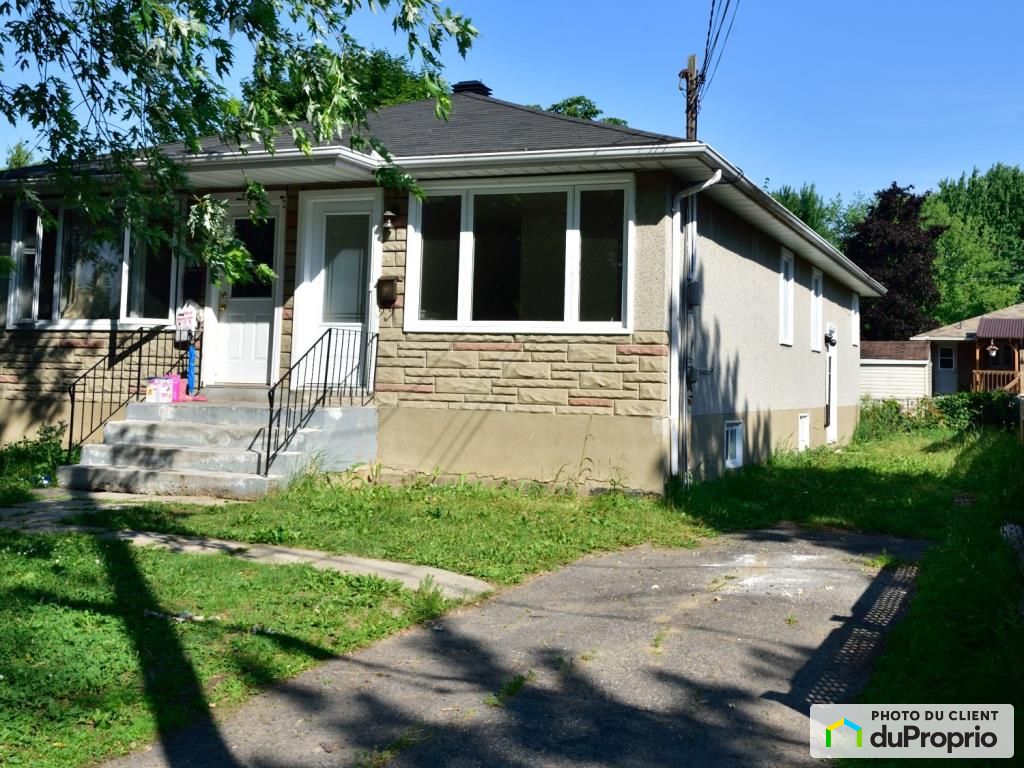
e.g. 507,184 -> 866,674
859,341 -> 932,401
0,81 -> 884,494
911,303 -> 1024,395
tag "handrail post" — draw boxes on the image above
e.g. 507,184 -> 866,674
323,327 -> 333,403
265,388 -> 275,477
67,383 -> 76,464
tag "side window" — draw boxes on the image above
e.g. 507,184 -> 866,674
725,421 -> 744,469
810,269 -> 823,351
938,346 -> 955,371
850,292 -> 860,347
778,250 -> 794,346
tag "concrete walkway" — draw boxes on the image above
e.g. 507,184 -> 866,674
98,526 -> 926,768
0,491 -> 491,599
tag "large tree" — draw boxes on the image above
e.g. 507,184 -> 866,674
0,0 -> 476,284
922,197 -> 1018,324
932,163 -> 1024,303
528,96 -> 628,126
769,181 -> 867,249
845,183 -> 943,340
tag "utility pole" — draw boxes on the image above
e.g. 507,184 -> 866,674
679,54 -> 702,141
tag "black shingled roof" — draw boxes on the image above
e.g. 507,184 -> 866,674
165,91 -> 684,159
1,91 -> 686,180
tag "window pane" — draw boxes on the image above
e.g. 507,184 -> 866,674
127,231 -> 174,318
59,211 -> 121,320
323,214 -> 368,323
419,196 -> 460,320
37,212 -> 57,320
472,192 -> 566,322
579,189 -> 624,322
16,210 -> 36,320
230,218 -> 275,300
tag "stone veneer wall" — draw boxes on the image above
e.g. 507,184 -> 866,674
371,190 -> 671,417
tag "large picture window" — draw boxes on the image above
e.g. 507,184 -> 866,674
407,178 -> 632,332
7,205 -> 176,327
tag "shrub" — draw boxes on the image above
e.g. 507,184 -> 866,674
933,390 -> 1020,431
0,422 -> 71,488
857,392 -> 1021,442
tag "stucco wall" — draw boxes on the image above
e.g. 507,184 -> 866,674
685,197 -> 862,474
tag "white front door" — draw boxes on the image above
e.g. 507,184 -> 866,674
216,216 -> 279,384
293,193 -> 380,387
826,324 -> 839,444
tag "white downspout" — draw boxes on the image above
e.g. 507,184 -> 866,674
669,169 -> 722,479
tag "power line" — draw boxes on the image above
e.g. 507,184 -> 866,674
700,0 -> 740,105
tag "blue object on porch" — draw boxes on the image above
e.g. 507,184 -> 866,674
187,342 -> 196,395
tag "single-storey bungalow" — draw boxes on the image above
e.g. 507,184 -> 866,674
859,341 -> 932,401
911,302 -> 1024,395
0,81 -> 884,495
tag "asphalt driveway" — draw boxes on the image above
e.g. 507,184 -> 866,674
106,525 -> 927,768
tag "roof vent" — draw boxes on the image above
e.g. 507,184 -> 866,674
452,80 -> 492,97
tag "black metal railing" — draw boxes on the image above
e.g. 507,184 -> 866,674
264,327 -> 378,476
67,326 -> 204,460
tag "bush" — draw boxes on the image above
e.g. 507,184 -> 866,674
932,390 -> 1020,431
0,422 -> 71,496
856,392 -> 1020,442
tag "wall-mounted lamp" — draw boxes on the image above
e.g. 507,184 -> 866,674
825,330 -> 838,347
382,210 -> 398,231
376,275 -> 403,309
986,340 -> 999,358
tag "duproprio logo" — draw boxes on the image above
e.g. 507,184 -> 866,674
826,718 -> 863,748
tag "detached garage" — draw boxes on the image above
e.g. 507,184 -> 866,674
860,341 -> 932,400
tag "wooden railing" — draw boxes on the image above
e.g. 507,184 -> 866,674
971,370 -> 1021,393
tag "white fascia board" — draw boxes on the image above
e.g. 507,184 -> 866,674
910,334 -> 973,341
391,142 -> 886,298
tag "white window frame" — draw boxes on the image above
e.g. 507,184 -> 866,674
850,292 -> 860,347
938,345 -> 956,371
778,248 -> 794,346
403,173 -> 635,334
724,420 -> 744,469
6,204 -> 178,330
810,268 -> 823,352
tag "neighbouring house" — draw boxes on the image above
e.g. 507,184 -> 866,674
0,81 -> 884,495
859,341 -> 932,401
911,302 -> 1024,395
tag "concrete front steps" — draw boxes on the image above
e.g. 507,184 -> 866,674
58,400 -> 378,500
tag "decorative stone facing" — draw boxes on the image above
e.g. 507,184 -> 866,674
373,331 -> 670,418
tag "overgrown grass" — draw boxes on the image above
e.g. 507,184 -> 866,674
0,423 -> 75,506
64,429 -> 1024,729
72,479 -> 707,584
0,530 -> 451,768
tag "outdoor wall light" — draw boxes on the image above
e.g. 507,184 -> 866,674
376,275 -> 403,308
987,340 -> 999,358
825,330 -> 838,347
382,210 -> 398,230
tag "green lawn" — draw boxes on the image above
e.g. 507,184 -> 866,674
0,531 -> 449,768
15,427 -> 1024,765
72,478 -> 708,584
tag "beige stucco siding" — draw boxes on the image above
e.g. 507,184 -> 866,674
860,361 -> 932,400
686,197 -> 860,476
632,172 -> 673,331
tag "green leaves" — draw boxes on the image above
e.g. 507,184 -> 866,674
1,0 -> 477,284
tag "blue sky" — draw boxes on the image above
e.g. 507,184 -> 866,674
3,0 -> 1021,202
344,0 -> 1024,201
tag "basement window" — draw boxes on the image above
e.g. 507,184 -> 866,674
724,421 -> 744,470
406,177 -> 633,333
